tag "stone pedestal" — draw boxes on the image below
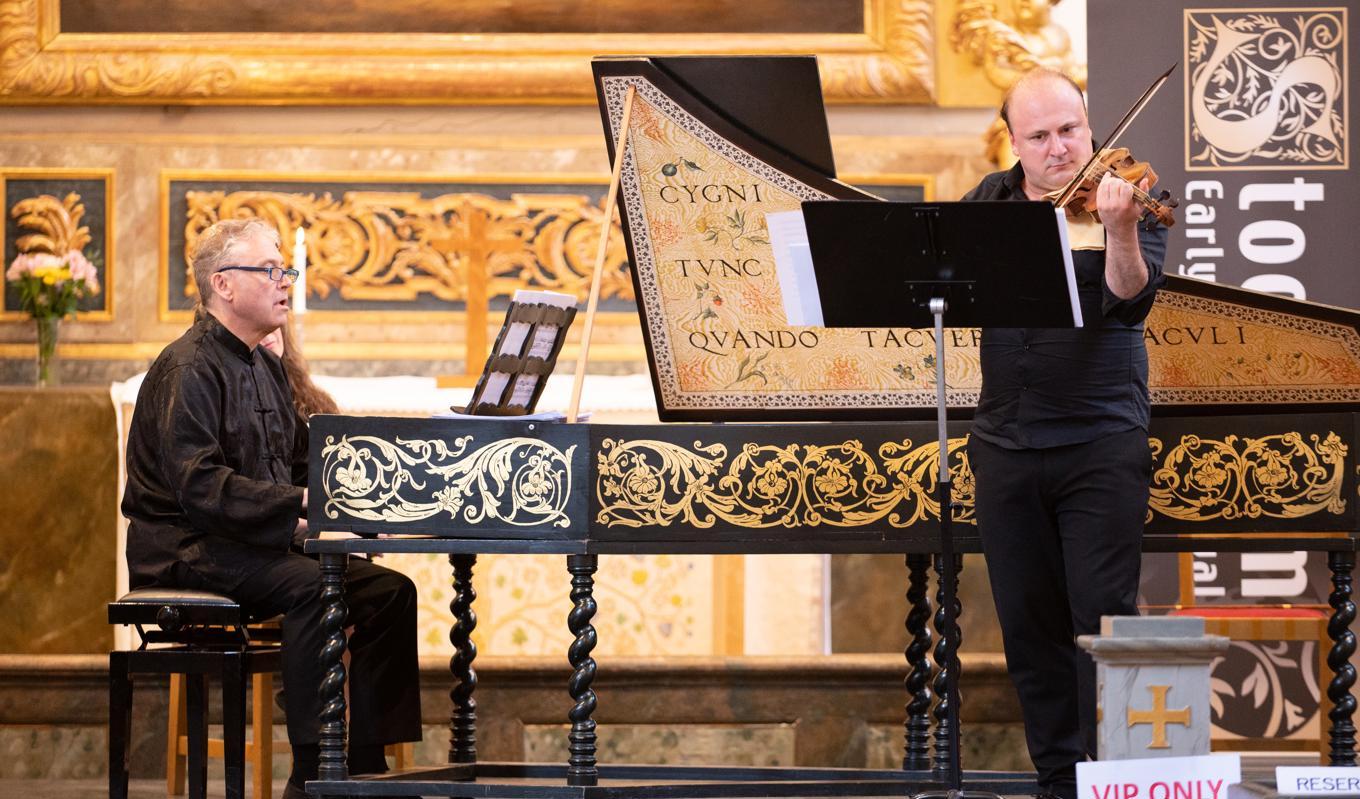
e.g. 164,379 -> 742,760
1078,616 -> 1229,760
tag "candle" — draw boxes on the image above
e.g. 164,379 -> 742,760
292,226 -> 307,316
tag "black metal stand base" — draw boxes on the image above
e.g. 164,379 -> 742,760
914,299 -> 1004,799
912,790 -> 1014,799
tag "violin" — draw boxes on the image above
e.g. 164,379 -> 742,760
1044,147 -> 1179,230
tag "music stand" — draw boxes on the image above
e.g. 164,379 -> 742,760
801,199 -> 1081,799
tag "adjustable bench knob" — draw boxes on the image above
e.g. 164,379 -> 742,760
156,605 -> 183,631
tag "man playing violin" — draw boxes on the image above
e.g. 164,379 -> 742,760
961,68 -> 1168,799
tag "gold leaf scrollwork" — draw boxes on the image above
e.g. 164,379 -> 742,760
951,0 -> 1086,91
10,192 -> 91,256
950,0 -> 1086,167
182,189 -> 631,305
595,436 -> 974,529
1148,431 -> 1346,522
321,434 -> 575,528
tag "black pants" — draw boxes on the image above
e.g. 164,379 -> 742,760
232,553 -> 423,748
968,429 -> 1150,798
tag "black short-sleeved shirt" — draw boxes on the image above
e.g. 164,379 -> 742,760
122,311 -> 307,591
962,162 -> 1168,450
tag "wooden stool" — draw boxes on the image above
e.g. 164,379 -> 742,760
109,588 -> 282,799
167,666 -> 289,799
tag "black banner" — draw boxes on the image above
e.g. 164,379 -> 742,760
1091,3 -> 1352,307
1092,3 -> 1351,751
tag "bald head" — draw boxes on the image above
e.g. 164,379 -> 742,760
1002,69 -> 1093,199
1001,69 -> 1086,131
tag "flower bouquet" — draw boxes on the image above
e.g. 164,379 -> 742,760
6,250 -> 100,386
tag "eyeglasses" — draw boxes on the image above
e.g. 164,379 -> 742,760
216,265 -> 299,284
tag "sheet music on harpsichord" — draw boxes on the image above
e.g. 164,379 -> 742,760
593,56 -> 1360,421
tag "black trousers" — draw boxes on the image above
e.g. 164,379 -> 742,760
232,553 -> 423,748
968,428 -> 1150,798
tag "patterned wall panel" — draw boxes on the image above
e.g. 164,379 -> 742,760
2,169 -> 114,321
383,551 -> 720,657
160,172 -> 633,321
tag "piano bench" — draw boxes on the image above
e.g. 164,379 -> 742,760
108,588 -> 284,799
1168,605 -> 1330,761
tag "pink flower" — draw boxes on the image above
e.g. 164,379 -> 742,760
6,248 -> 101,318
6,250 -> 99,293
64,250 -> 99,294
6,252 -> 61,280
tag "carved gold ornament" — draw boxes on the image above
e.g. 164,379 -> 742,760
949,0 -> 1086,167
182,189 -> 631,306
1148,431 -> 1346,522
321,434 -> 576,528
951,0 -> 1086,90
595,436 -> 974,529
10,191 -> 92,256
0,0 -> 933,105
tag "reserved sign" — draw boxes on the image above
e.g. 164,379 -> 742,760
1276,767 -> 1360,796
1077,754 -> 1241,799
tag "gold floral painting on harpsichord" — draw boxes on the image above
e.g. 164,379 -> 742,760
599,72 -> 1360,420
601,75 -> 980,420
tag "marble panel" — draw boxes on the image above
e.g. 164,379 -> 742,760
831,553 -> 1004,653
0,387 -> 117,654
1100,663 -> 1213,760
524,722 -> 796,767
0,726 -> 106,779
865,721 -> 1031,772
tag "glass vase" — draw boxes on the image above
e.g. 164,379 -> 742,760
35,316 -> 59,387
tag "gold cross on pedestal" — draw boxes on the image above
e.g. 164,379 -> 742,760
1127,684 -> 1191,749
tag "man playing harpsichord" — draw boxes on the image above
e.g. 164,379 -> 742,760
121,218 -> 422,799
961,68 -> 1168,799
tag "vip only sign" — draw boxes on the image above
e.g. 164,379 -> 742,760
1078,754 -> 1241,799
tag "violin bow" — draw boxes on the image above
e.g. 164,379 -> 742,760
1052,61 -> 1178,210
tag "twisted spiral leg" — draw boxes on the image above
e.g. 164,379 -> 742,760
317,553 -> 349,781
931,553 -> 962,776
1328,550 -> 1357,765
566,554 -> 599,786
904,553 -> 934,771
448,554 -> 479,764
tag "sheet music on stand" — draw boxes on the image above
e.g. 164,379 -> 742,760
767,205 -> 1082,329
464,289 -> 579,416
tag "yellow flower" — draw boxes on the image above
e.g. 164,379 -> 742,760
751,462 -> 789,500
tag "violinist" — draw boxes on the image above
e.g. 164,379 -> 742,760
961,68 -> 1168,799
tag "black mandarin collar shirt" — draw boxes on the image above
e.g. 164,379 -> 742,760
961,162 -> 1168,450
122,311 -> 307,591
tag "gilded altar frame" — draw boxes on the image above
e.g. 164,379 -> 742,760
0,0 -> 934,105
